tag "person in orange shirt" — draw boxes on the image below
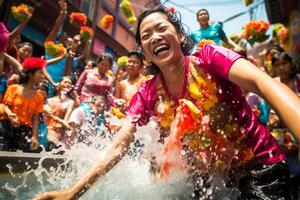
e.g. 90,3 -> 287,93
0,57 -> 45,152
115,50 -> 150,105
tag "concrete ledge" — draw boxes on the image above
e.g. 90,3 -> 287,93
0,151 -> 67,173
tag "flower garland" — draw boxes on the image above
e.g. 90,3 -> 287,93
69,12 -> 87,28
117,56 -> 128,68
80,26 -> 93,41
242,20 -> 270,46
119,0 -> 137,23
44,41 -> 67,58
100,15 -> 114,30
197,39 -> 215,50
11,4 -> 33,23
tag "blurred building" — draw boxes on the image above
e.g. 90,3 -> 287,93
0,0 -> 160,58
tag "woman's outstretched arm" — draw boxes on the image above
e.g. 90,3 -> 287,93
229,58 -> 300,142
33,121 -> 136,200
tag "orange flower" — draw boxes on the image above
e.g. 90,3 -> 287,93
100,15 -> 114,30
69,12 -> 87,28
242,20 -> 270,46
11,4 -> 33,22
80,26 -> 94,41
44,41 -> 67,58
197,39 -> 215,50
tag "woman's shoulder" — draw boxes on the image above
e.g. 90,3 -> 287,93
6,84 -> 21,92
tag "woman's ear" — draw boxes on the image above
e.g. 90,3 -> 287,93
179,34 -> 185,44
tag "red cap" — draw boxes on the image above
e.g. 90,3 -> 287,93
22,57 -> 47,70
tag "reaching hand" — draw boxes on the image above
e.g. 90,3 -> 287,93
58,0 -> 67,14
33,188 -> 74,200
8,113 -> 20,127
30,136 -> 39,150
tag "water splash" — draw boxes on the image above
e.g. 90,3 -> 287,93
0,116 -> 240,200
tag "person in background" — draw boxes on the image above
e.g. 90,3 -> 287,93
34,6 -> 300,200
269,51 -> 300,198
83,60 -> 96,70
115,50 -> 149,105
44,76 -> 76,150
43,0 -> 89,96
75,53 -> 114,104
0,57 -> 45,152
68,96 -> 107,145
0,22 -> 23,102
190,8 -> 240,51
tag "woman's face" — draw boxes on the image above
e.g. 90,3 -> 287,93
59,77 -> 72,91
85,61 -> 94,70
273,58 -> 293,79
197,10 -> 209,26
18,45 -> 33,61
139,12 -> 184,68
125,55 -> 142,76
97,59 -> 111,74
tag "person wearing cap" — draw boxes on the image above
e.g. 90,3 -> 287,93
0,57 -> 45,152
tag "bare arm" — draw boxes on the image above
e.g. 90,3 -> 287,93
4,53 -> 22,72
78,39 -> 91,61
46,0 -> 67,42
46,54 -> 65,65
114,80 -> 122,99
33,121 -> 136,200
42,68 -> 57,88
63,100 -> 75,122
31,113 -> 40,150
222,37 -> 242,52
229,58 -> 300,142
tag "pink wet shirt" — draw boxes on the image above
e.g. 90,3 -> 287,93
127,44 -> 286,165
75,69 -> 113,102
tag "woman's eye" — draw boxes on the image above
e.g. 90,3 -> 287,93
159,26 -> 167,31
141,34 -> 150,40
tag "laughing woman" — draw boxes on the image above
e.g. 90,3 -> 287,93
34,6 -> 300,200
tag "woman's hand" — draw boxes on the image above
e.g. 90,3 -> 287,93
30,136 -> 39,150
7,113 -> 20,127
33,188 -> 74,200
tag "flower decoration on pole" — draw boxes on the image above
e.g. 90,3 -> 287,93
69,12 -> 87,28
197,39 -> 215,50
80,26 -> 94,41
117,56 -> 128,68
272,23 -> 289,45
100,15 -> 114,30
44,41 -> 67,58
11,4 -> 33,23
242,20 -> 270,47
119,0 -> 137,23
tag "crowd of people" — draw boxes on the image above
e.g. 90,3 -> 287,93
1,1 -> 300,200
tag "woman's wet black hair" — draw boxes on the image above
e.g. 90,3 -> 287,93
272,51 -> 299,77
135,6 -> 194,75
96,53 -> 113,66
196,8 -> 210,20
